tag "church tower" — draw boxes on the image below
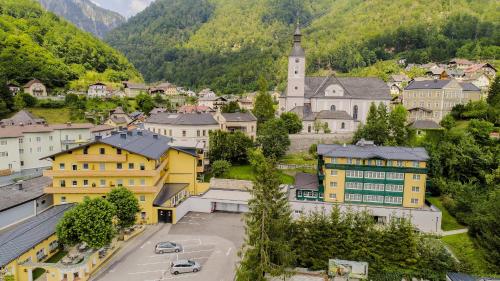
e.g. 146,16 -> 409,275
284,24 -> 306,112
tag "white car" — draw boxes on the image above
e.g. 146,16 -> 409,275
170,259 -> 201,275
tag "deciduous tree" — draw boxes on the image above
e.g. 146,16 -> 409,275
107,187 -> 141,229
279,112 -> 302,134
256,118 -> 290,159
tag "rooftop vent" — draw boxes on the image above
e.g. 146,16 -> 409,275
127,131 -> 133,136
120,133 -> 127,139
356,139 -> 375,147
111,131 -> 118,135
17,180 -> 23,190
95,135 -> 102,141
137,131 -> 143,136
153,134 -> 158,139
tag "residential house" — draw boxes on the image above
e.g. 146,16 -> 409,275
198,96 -> 227,110
122,81 -> 148,98
464,73 -> 492,96
278,26 -> 391,131
403,79 -> 481,123
198,88 -> 216,98
149,82 -> 179,96
90,124 -> 115,138
237,96 -> 254,111
387,74 -> 410,95
0,204 -> 73,281
0,110 -> 46,126
0,176 -> 53,230
87,82 -> 108,97
6,83 -> 20,95
104,107 -> 133,128
213,112 -> 257,140
448,58 -> 475,69
410,120 -> 443,137
0,123 -> 94,174
464,63 -> 497,78
42,130 -> 201,224
23,79 -> 47,97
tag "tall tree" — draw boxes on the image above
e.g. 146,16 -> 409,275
136,92 -> 155,113
56,198 -> 116,248
487,76 -> 500,107
107,187 -> 141,229
237,149 -> 294,280
253,76 -> 275,125
387,105 -> 411,145
209,130 -> 254,163
0,80 -> 14,115
280,112 -> 303,134
256,118 -> 290,159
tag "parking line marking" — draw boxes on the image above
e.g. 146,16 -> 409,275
226,247 -> 232,256
138,261 -> 171,266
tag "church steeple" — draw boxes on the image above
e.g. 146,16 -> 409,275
290,22 -> 305,57
294,23 -> 301,43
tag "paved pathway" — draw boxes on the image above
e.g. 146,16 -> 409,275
441,228 -> 468,236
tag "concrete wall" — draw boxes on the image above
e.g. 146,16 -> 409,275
0,201 -> 35,230
289,200 -> 442,233
288,133 -> 353,153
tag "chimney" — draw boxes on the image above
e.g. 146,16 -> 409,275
95,135 -> 102,141
120,133 -> 127,139
153,134 -> 158,139
111,131 -> 118,135
343,143 -> 347,147
17,180 -> 23,190
127,131 -> 133,136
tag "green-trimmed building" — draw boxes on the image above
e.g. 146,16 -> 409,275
295,139 -> 429,208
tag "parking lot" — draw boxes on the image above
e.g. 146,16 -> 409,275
91,212 -> 244,281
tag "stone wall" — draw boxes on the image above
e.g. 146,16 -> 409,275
288,133 -> 353,153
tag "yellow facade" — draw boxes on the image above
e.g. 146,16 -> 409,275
44,141 -> 199,224
320,156 -> 427,208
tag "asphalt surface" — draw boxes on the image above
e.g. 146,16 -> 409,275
91,212 -> 244,281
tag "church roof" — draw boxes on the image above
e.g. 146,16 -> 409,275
303,76 -> 391,100
303,110 -> 353,121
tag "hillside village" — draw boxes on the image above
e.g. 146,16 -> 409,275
0,1 -> 499,281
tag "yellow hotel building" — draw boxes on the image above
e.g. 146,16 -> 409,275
295,140 -> 429,208
42,129 -> 201,224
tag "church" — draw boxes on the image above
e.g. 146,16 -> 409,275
278,26 -> 392,134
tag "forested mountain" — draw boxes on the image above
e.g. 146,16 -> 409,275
106,0 -> 500,94
0,0 -> 142,89
39,0 -> 125,38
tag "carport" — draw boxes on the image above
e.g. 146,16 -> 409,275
203,178 -> 252,213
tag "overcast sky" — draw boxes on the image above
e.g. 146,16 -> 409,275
90,0 -> 154,18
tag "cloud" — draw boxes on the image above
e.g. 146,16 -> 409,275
129,0 -> 153,16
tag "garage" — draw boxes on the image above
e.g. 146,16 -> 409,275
213,202 -> 248,213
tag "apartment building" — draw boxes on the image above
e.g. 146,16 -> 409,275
42,129 -> 200,224
295,140 -> 429,209
213,112 -> 258,140
403,79 -> 481,123
0,123 -> 94,174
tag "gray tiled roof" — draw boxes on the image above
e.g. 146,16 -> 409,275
0,110 -> 45,126
0,204 -> 74,267
317,143 -> 429,161
146,113 -> 218,126
459,82 -> 481,91
304,77 -> 391,100
294,173 -> 318,190
410,120 -> 443,130
153,183 -> 189,207
405,80 -> 451,90
221,112 -> 257,122
0,177 -> 51,211
304,110 -> 353,121
99,130 -> 173,159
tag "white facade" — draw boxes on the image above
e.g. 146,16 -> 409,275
0,125 -> 93,173
87,84 -> 108,97
144,123 -> 219,147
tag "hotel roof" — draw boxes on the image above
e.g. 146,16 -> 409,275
0,177 -> 51,212
317,141 -> 429,161
0,204 -> 73,267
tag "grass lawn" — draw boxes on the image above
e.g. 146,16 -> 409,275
27,108 -> 85,124
428,197 -> 465,231
280,152 -> 317,166
32,250 -> 68,280
227,165 -> 295,184
442,233 -> 492,275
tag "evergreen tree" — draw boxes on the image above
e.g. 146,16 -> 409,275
0,80 -> 14,115
237,149 -> 294,280
387,105 -> 410,146
487,76 -> 500,107
252,76 -> 275,125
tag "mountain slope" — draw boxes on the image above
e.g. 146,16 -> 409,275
39,0 -> 125,38
107,0 -> 499,94
0,0 -> 142,88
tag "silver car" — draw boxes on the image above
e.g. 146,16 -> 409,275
170,259 -> 201,275
155,242 -> 182,254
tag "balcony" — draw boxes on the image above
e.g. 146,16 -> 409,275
44,169 -> 157,177
44,185 -> 159,194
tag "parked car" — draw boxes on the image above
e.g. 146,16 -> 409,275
170,259 -> 201,275
155,242 -> 182,254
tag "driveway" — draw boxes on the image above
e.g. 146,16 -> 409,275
91,212 -> 244,281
